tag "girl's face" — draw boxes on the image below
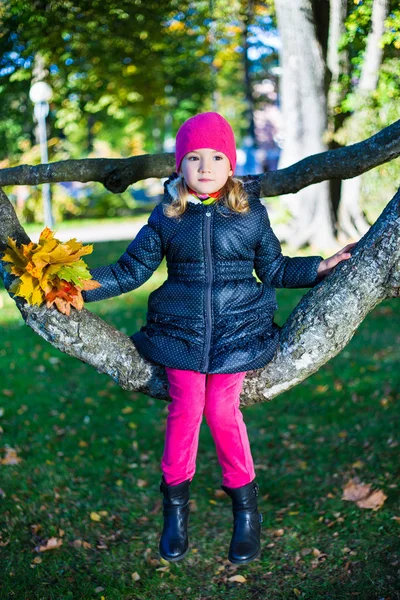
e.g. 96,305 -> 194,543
179,148 -> 233,195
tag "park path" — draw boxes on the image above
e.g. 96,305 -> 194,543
30,218 -> 148,244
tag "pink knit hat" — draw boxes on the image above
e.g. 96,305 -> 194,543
175,112 -> 237,174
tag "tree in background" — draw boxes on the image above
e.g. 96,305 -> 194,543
275,0 -> 399,248
334,0 -> 399,240
0,0 -> 398,250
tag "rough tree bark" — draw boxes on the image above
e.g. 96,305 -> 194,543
1,124 -> 399,405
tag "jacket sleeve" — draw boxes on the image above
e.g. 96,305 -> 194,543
254,204 -> 323,289
82,206 -> 164,303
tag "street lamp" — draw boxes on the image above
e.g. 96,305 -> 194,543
29,81 -> 55,228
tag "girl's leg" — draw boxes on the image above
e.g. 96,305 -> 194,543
204,371 -> 256,488
161,367 -> 207,486
205,372 -> 262,565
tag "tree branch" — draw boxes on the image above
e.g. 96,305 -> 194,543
0,120 -> 399,197
1,186 -> 399,405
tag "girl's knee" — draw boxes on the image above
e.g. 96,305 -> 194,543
204,403 -> 240,429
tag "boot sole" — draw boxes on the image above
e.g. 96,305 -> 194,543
159,545 -> 189,563
228,547 -> 261,565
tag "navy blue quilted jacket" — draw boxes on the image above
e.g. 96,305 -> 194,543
82,174 -> 323,373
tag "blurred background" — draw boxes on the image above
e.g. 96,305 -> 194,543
0,0 -> 398,249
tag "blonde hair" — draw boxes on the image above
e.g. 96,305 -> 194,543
163,176 -> 250,218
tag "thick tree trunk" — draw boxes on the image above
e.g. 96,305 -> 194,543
1,185 -> 399,405
275,0 -> 336,249
337,0 -> 389,240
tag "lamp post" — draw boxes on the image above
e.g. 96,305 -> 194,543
29,81 -> 55,229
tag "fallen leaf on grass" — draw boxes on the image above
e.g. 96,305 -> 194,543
71,540 -> 92,549
30,524 -> 42,534
90,512 -> 102,522
273,528 -> 285,537
1,447 -> 22,465
214,489 -> 226,499
228,575 -> 246,583
342,477 -> 387,510
131,572 -> 140,581
356,489 -> 387,510
391,516 -> 400,523
36,537 -> 63,552
342,479 -> 371,501
315,385 -> 329,393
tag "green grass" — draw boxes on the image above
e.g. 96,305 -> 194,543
0,240 -> 399,600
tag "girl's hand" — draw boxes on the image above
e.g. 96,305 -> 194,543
317,242 -> 358,279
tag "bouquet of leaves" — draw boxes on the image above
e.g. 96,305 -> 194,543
2,227 -> 101,315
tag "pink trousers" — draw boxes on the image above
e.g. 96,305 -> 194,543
161,368 -> 256,488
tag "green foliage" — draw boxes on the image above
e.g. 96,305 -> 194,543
0,0 -> 278,165
329,0 -> 400,219
0,0 -> 216,160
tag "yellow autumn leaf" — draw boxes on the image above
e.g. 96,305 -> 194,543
293,589 -> 301,597
3,229 -> 100,314
90,512 -> 101,522
228,575 -> 246,583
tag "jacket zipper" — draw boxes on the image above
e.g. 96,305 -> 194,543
202,206 -> 213,372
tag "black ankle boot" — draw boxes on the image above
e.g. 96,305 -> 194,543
159,476 -> 191,562
221,480 -> 263,565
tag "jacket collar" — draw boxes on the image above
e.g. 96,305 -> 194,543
164,173 -> 207,205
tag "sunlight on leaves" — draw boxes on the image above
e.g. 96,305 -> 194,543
2,227 -> 100,315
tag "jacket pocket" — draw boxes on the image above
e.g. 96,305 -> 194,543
145,312 -> 204,345
214,306 -> 276,346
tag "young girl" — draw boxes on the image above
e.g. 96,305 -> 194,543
82,112 -> 354,565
